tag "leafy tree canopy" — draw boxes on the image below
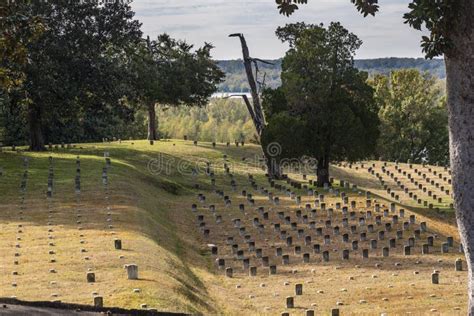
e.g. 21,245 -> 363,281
263,22 -> 379,185
131,34 -> 224,108
371,69 -> 448,165
1,0 -> 144,148
0,3 -> 45,91
129,32 -> 224,140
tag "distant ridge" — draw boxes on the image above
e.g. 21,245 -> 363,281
217,57 -> 445,92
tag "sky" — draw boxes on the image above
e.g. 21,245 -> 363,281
130,0 -> 427,60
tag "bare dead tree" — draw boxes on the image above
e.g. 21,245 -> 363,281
229,33 -> 282,178
228,33 -> 275,135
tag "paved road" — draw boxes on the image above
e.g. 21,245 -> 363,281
0,304 -> 105,315
0,300 -> 184,316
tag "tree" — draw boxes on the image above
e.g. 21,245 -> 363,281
1,0 -> 143,150
372,69 -> 448,165
0,2 -> 44,146
131,34 -> 224,141
264,22 -> 379,186
261,88 -> 307,177
0,3 -> 44,92
278,1 -> 474,311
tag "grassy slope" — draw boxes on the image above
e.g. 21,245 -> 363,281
0,140 -> 230,314
330,163 -> 459,242
0,140 -> 467,315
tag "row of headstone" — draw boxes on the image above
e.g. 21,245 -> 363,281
183,136 -> 245,148
197,158 -> 468,316
0,145 -> 80,152
47,143 -> 75,150
383,164 -> 451,199
46,157 -> 60,300
365,163 -> 450,208
75,157 -> 81,194
192,183 -> 346,314
191,157 -> 462,315
101,153 -> 137,283
193,178 -> 450,279
10,158 -> 30,289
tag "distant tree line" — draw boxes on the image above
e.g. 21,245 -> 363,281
154,66 -> 449,167
217,59 -> 282,92
217,57 -> 446,92
157,99 -> 255,143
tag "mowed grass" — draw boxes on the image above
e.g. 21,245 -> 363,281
191,175 -> 466,315
0,140 -> 468,315
330,162 -> 459,241
0,140 -> 229,314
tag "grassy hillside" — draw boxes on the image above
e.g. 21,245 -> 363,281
0,141 -> 225,314
0,140 -> 467,315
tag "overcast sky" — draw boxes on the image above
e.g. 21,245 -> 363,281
130,0 -> 427,60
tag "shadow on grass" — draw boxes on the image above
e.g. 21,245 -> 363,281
166,258 -> 217,315
0,141 -> 250,313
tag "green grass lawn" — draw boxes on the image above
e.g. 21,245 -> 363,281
0,140 -> 465,315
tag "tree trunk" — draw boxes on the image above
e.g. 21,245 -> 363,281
28,103 -> 45,151
316,156 -> 330,187
445,2 -> 474,313
265,155 -> 282,179
230,34 -> 265,134
147,103 -> 157,141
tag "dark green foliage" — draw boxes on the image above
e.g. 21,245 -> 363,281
131,34 -> 224,108
276,0 -> 308,16
403,1 -> 457,58
261,90 -> 306,163
0,1 -> 223,147
350,0 -> 379,17
275,22 -> 318,47
0,0 -> 143,148
371,69 -> 449,165
0,3 -> 44,91
261,113 -> 305,156
260,86 -> 288,117
0,94 -> 28,145
263,22 -> 380,185
129,33 -> 224,140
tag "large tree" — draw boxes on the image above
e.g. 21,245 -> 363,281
260,88 -> 306,178
263,22 -> 379,186
131,34 -> 224,141
0,4 -> 43,92
372,69 -> 448,165
1,0 -> 142,150
278,1 -> 474,312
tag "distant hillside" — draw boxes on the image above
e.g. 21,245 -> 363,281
217,57 -> 445,92
355,58 -> 445,78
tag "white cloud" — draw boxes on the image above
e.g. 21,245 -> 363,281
130,0 -> 427,59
